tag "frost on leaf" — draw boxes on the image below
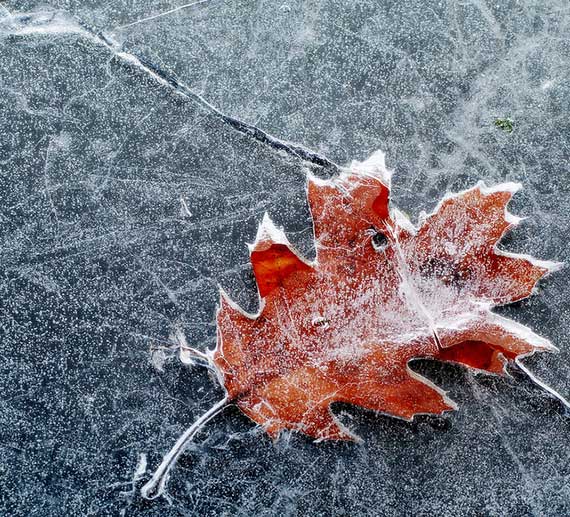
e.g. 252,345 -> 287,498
213,150 -> 560,441
142,151 -> 564,499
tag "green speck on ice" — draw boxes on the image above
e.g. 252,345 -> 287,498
494,118 -> 514,133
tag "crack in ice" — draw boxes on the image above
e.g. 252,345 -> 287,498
1,8 -> 340,172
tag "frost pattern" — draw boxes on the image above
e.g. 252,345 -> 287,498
2,1 -> 570,515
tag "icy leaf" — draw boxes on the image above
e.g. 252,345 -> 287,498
213,151 -> 561,441
142,151 -> 565,499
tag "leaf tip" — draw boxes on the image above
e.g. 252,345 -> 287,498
217,286 -> 261,319
544,260 -> 565,274
527,257 -> 565,277
392,208 -> 416,234
306,169 -> 335,188
350,149 -> 392,186
248,212 -> 287,251
505,212 -> 525,226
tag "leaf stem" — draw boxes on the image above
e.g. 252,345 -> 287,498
141,396 -> 229,500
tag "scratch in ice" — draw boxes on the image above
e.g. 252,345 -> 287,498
113,0 -> 215,30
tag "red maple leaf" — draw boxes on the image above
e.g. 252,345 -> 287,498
143,151 -> 565,499
213,151 -> 560,441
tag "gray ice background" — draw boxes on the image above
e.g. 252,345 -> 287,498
1,1 -> 569,516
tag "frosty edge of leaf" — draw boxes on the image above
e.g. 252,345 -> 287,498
142,150 -> 567,500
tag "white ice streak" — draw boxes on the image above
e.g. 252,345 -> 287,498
113,0 -> 214,30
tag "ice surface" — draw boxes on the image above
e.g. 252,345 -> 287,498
1,1 -> 569,516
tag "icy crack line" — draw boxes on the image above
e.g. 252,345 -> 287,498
8,7 -> 341,172
113,0 -> 215,30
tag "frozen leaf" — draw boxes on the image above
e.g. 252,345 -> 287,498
143,151 -> 563,498
214,150 -> 560,440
